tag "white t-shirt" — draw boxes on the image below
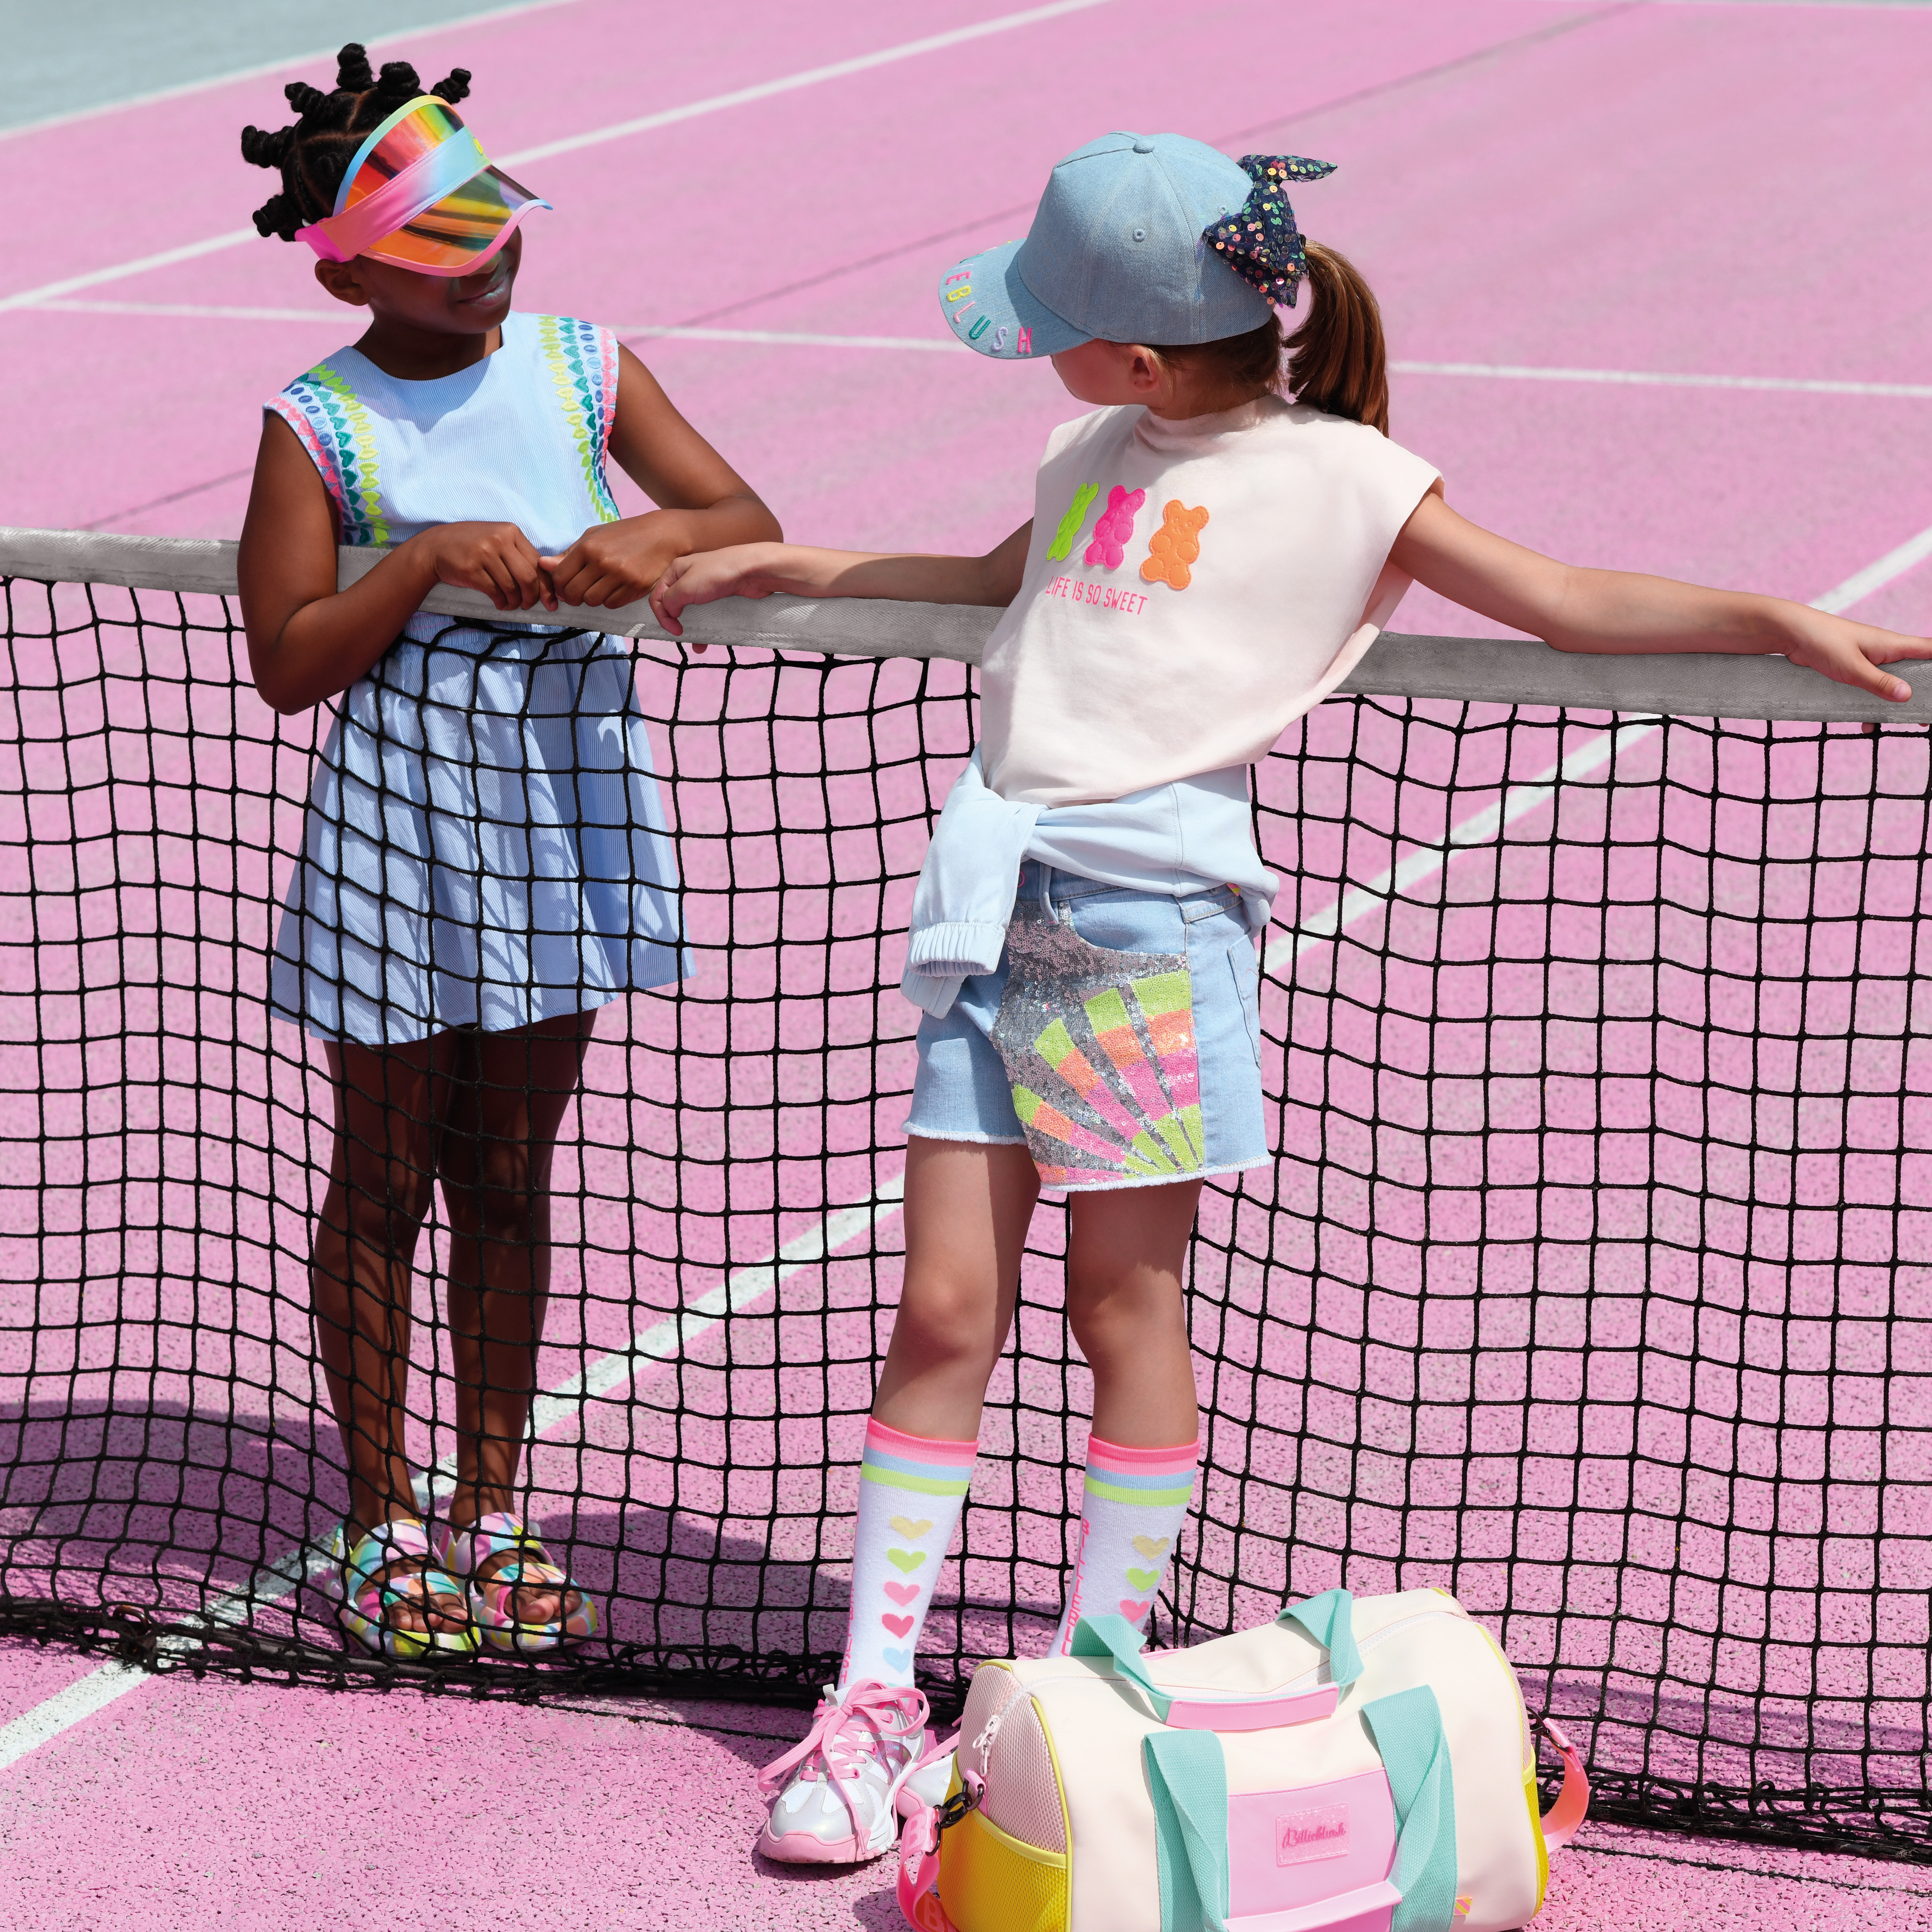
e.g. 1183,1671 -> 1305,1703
979,396 -> 1441,806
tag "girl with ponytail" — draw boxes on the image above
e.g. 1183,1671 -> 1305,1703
652,131 -> 1932,1868
236,46 -> 780,1664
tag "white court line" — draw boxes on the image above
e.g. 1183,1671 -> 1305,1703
1811,522 -> 1932,614
0,1 -> 587,145
1262,717 -> 1666,972
2,525 -> 1923,1768
0,0 -> 1111,317
0,1662 -> 151,1774
501,0 -> 1109,169
31,301 -> 969,353
618,326 -> 959,352
27,303 -> 1932,401
1264,540 -> 1929,968
1391,360 -> 1932,402
0,1178 -> 904,1771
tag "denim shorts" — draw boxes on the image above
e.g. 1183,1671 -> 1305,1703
905,863 -> 1267,1190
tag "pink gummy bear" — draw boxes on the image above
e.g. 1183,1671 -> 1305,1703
1083,485 -> 1146,570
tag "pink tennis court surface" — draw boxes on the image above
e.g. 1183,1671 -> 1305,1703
4,1 -> 1932,1926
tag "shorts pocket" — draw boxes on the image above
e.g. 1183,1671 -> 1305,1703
1063,889 -> 1187,958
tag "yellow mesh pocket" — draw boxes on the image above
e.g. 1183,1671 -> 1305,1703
938,1806 -> 1069,1932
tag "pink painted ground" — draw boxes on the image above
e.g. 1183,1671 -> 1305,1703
2,1660 -> 1931,1930
4,0 -> 1932,1922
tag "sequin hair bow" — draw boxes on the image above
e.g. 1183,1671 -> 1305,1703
1204,154 -> 1336,308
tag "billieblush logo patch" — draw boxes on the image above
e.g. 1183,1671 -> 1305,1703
1276,1804 -> 1349,1865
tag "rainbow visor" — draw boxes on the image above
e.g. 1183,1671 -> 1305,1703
296,95 -> 550,278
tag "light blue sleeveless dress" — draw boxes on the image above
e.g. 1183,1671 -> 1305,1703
265,312 -> 686,1047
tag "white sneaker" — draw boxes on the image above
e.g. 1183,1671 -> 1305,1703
899,1745 -> 955,1815
755,1681 -> 933,1864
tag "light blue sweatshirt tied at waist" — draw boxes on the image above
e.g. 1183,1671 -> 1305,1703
900,750 -> 1278,1018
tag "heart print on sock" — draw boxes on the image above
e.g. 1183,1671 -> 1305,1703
1125,1566 -> 1160,1592
883,1645 -> 912,1673
883,1581 -> 920,1606
881,1613 -> 914,1637
1131,1535 -> 1170,1559
1119,1598 -> 1152,1621
887,1549 -> 927,1574
889,1517 -> 933,1539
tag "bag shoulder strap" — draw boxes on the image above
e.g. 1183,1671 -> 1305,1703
1143,1729 -> 1229,1932
1361,1686 -> 1459,1932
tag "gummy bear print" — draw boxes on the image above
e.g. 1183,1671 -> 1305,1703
1084,485 -> 1145,570
1047,483 -> 1099,562
1140,500 -> 1210,590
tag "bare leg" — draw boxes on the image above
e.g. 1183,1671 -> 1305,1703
872,1137 -> 1041,1441
437,1008 -> 594,1623
312,1035 -> 466,1635
1063,1180 -> 1203,1448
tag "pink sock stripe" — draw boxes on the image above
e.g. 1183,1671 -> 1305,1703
1086,1435 -> 1201,1474
865,1417 -> 978,1466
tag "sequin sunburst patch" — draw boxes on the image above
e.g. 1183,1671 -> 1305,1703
991,907 -> 1205,1188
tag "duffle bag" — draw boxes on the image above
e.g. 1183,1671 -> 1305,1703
898,1585 -> 1588,1932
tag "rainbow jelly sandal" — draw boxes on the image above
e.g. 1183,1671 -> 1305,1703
330,1518 -> 480,1662
432,1511 -> 598,1656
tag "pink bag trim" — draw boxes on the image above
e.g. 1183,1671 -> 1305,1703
1539,1717 -> 1591,1852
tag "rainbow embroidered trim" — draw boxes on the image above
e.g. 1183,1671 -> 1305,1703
992,909 -> 1205,1188
272,364 -> 390,546
538,315 -> 621,524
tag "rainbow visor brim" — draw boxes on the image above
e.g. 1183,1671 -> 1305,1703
360,164 -> 549,277
296,95 -> 550,277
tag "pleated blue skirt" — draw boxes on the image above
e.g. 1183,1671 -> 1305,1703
270,617 -> 687,1047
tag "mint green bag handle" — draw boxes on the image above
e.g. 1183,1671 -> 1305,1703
1070,1613 -> 1177,1719
1362,1686 -> 1459,1932
1278,1586 -> 1364,1688
1144,1729 -> 1230,1932
1071,1590 -> 1361,1725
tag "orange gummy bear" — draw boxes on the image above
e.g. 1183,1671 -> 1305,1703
1140,500 -> 1210,590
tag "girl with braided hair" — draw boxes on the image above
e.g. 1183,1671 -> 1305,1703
237,45 -> 781,1661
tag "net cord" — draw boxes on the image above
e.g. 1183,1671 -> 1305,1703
3,526 -> 1927,723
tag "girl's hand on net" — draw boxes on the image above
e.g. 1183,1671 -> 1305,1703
649,545 -> 779,649
1783,609 -> 1932,705
541,520 -> 689,611
415,522 -> 557,612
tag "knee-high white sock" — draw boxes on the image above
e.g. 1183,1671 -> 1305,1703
1050,1435 -> 1200,1656
836,1418 -> 976,1696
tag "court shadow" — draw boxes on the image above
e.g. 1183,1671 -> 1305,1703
0,1392 -> 350,1630
0,1393 -> 1062,1712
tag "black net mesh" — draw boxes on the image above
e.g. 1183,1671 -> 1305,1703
0,558 -> 1927,1860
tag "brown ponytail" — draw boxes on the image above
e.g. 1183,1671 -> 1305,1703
1284,241 -> 1389,436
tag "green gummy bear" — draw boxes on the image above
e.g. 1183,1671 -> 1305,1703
1046,483 -> 1099,562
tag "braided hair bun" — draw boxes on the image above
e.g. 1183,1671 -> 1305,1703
239,42 -> 476,243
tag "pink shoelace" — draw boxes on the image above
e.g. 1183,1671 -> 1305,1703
757,1680 -> 930,1834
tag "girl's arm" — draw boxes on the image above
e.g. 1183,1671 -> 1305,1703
541,347 -> 782,607
237,412 -> 562,715
648,523 -> 1033,639
1391,486 -> 1932,702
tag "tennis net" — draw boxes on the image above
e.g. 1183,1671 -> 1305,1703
1,527 -> 1927,1858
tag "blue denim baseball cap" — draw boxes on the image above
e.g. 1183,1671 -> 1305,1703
937,131 -> 1274,361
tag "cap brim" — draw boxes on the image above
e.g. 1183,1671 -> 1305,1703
937,238 -> 1089,360
363,165 -> 550,278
